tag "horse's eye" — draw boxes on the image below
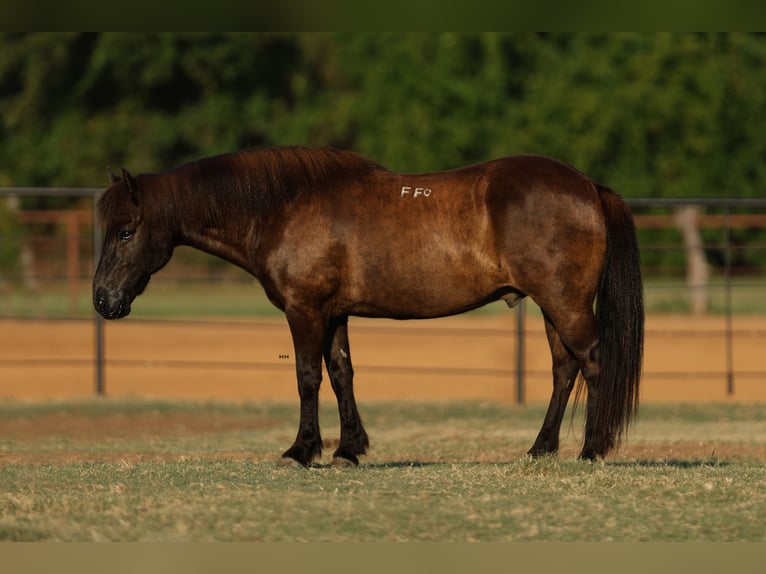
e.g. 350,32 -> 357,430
118,230 -> 135,242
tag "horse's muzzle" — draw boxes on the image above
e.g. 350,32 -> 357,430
93,287 -> 132,320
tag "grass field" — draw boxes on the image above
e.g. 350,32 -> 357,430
1,399 -> 765,541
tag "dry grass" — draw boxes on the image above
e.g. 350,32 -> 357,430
1,399 -> 765,541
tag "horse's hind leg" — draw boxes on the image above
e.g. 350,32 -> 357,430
323,317 -> 369,467
532,306 -> 603,460
528,314 -> 580,457
552,311 -> 604,460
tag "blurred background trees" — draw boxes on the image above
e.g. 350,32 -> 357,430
2,32 -> 765,199
2,33 -> 766,309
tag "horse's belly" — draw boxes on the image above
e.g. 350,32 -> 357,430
346,255 -> 508,319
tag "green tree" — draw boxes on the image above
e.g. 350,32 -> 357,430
503,33 -> 766,199
0,33 -> 307,190
276,33 -> 540,172
2,32 -> 766,201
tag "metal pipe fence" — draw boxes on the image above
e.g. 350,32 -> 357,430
1,187 -> 765,402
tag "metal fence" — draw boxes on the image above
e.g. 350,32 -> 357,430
1,186 -> 765,402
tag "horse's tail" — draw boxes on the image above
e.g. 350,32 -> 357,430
591,183 -> 644,453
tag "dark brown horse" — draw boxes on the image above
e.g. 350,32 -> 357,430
93,147 -> 643,467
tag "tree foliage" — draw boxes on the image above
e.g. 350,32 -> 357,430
1,33 -> 765,199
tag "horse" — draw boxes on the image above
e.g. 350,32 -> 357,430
93,146 -> 644,467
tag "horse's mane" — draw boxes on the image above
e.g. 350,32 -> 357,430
98,147 -> 386,227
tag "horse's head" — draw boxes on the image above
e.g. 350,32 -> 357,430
93,168 -> 174,320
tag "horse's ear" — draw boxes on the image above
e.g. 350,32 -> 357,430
121,168 -> 139,205
107,165 -> 119,184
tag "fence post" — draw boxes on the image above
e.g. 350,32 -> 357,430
516,298 -> 525,405
724,205 -> 734,396
92,192 -> 105,396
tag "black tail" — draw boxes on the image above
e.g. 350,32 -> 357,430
591,184 -> 644,453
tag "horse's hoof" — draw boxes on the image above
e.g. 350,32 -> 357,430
578,451 -> 598,462
528,448 -> 557,459
330,456 -> 358,468
278,457 -> 306,469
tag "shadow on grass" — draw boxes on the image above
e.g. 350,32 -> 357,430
308,461 -> 444,469
606,459 -> 735,468
362,461 -> 453,469
305,456 -> 743,470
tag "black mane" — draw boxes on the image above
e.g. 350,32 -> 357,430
98,146 -> 385,227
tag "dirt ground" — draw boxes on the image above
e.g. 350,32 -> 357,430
2,314 -> 766,464
1,313 -> 765,404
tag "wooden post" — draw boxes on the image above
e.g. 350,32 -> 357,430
674,205 -> 710,315
723,206 -> 734,396
17,210 -> 90,316
66,212 -> 80,315
516,298 -> 525,405
93,193 -> 105,396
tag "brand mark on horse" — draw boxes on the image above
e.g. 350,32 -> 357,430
401,186 -> 432,198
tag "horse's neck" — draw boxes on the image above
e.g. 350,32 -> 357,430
174,188 -> 257,273
181,228 -> 248,270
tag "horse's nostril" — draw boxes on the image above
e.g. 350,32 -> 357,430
94,288 -> 106,307
93,287 -> 131,320
94,287 -> 115,316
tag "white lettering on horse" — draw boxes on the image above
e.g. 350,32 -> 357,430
401,186 -> 432,198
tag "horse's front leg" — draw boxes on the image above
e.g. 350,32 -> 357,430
281,308 -> 326,467
324,317 -> 369,467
